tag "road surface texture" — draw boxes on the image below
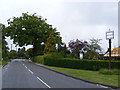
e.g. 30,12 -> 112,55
2,59 -> 110,89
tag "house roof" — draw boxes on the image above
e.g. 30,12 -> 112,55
104,48 -> 120,57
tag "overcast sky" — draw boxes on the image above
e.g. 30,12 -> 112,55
0,0 -> 119,53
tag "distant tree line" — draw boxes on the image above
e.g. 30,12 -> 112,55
1,12 -> 103,60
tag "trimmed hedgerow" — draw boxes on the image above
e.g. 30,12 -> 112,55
32,54 -> 119,71
32,56 -> 44,64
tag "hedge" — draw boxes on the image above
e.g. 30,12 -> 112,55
32,55 -> 120,71
32,56 -> 44,64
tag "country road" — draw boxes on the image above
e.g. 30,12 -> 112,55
2,59 -> 108,88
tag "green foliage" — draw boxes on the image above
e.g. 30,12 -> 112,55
8,50 -> 18,59
89,38 -> 102,51
99,69 -> 120,75
31,52 -> 64,65
44,59 -> 119,70
32,56 -> 44,64
32,54 -> 119,71
26,48 -> 33,58
57,43 -> 70,58
6,12 -> 62,56
84,38 -> 102,59
17,47 -> 27,58
45,66 -> 119,87
44,52 -> 64,60
2,58 -> 10,65
44,34 -> 56,54
0,23 -> 9,59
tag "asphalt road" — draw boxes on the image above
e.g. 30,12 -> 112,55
2,59 -> 109,88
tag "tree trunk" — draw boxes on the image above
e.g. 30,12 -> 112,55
33,43 -> 37,57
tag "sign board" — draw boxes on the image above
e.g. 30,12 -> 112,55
106,31 -> 114,40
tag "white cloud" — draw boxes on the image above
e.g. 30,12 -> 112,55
0,1 -> 118,53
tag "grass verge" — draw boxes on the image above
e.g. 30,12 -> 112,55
2,60 -> 8,66
0,61 -> 2,67
2,58 -> 10,66
25,59 -> 29,61
44,66 -> 119,87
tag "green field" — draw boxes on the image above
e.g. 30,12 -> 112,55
44,66 -> 119,87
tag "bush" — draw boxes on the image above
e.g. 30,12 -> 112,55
32,53 -> 120,71
45,58 -> 119,70
32,56 -> 44,64
99,69 -> 120,75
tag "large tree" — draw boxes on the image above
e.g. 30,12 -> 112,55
6,13 -> 62,56
68,39 -> 89,59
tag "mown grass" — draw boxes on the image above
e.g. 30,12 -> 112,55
99,68 -> 120,75
44,66 -> 119,86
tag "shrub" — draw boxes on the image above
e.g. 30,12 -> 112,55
32,53 -> 120,71
43,57 -> 119,70
32,56 -> 44,64
99,69 -> 120,75
43,52 -> 64,61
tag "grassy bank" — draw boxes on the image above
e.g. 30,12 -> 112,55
44,66 -> 119,86
2,60 -> 7,66
2,58 -> 10,66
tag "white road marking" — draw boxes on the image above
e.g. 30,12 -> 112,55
100,85 -> 108,88
37,77 -> 51,88
25,66 -> 27,69
6,68 -> 8,69
22,63 -> 51,88
28,69 -> 34,74
97,84 -> 108,88
23,63 -> 33,74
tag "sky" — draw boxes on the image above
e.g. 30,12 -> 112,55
0,0 -> 119,53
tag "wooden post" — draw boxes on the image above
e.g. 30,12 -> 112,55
109,39 -> 111,70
